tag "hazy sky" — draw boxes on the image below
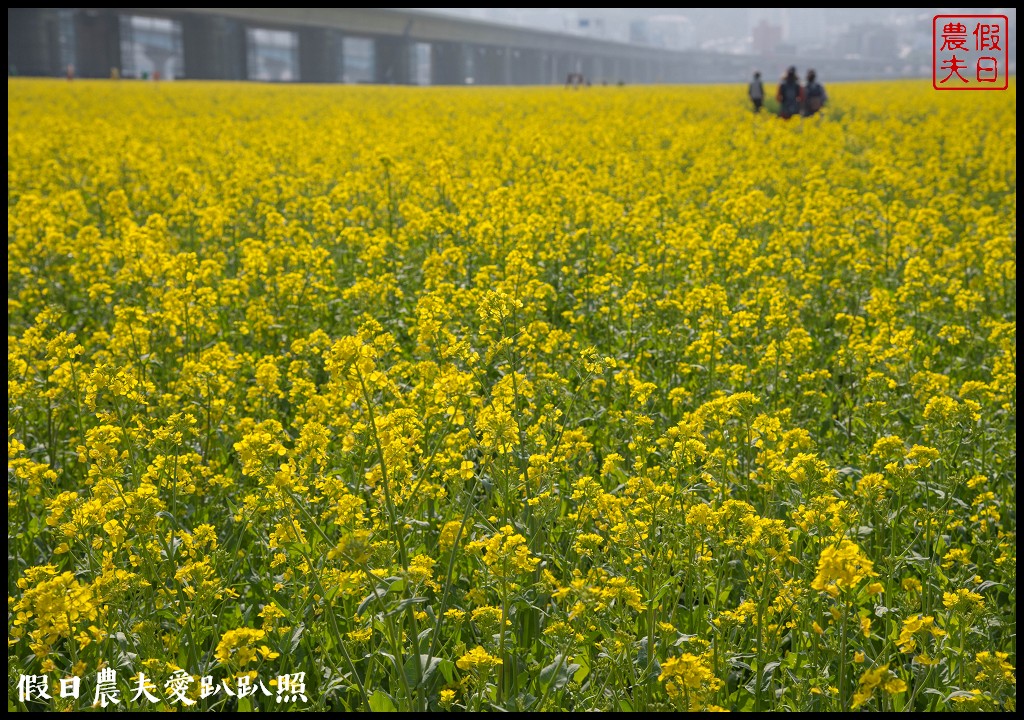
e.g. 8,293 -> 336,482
410,8 -> 1016,58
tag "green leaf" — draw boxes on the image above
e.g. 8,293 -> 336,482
634,637 -> 661,680
945,690 -> 980,702
573,654 -> 590,683
636,637 -> 650,668
673,633 -> 697,647
540,654 -> 578,693
387,596 -> 429,617
439,659 -> 456,685
761,660 -> 781,690
368,689 -> 397,712
404,653 -> 442,689
289,623 -> 305,653
357,586 -> 389,615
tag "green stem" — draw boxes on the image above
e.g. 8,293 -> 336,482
838,600 -> 849,711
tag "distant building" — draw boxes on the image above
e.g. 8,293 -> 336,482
648,15 -> 695,50
572,11 -> 632,43
576,16 -> 607,39
752,20 -> 783,55
627,15 -> 695,50
629,19 -> 650,45
837,23 -> 897,59
246,28 -> 297,82
121,15 -> 182,79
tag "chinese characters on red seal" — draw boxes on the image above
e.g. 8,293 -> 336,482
933,15 -> 1009,90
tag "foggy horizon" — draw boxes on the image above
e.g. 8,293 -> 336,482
410,7 -> 1017,65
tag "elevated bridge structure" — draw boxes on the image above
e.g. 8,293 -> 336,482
10,7 -> 904,85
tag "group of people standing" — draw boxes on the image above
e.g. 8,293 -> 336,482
747,66 -> 827,119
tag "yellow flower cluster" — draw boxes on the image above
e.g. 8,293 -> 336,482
13,566 -> 99,656
659,652 -> 724,710
942,588 -> 985,613
811,540 -> 877,597
467,525 -> 540,578
851,664 -> 907,709
456,646 -> 502,672
214,627 -> 278,666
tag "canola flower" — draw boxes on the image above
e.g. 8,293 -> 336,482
456,646 -> 503,672
7,78 -> 1016,712
811,539 -> 877,596
659,652 -> 724,711
851,664 -> 907,710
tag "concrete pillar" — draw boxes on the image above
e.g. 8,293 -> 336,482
538,52 -> 551,84
666,60 -> 678,83
74,9 -> 121,78
672,60 -> 687,83
618,58 -> 634,83
375,36 -> 409,84
299,27 -> 340,83
527,49 -> 544,85
478,46 -> 510,85
501,47 -> 512,85
553,54 -> 568,84
606,57 -> 622,83
569,55 -> 580,83
472,46 -> 503,85
547,52 -> 564,85
8,8 -> 62,77
431,41 -> 465,85
472,46 -> 486,84
183,15 -> 246,80
581,56 -> 596,84
510,48 -> 542,85
473,46 -> 488,84
552,53 -> 566,84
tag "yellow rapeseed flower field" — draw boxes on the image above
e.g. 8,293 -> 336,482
8,78 -> 1016,711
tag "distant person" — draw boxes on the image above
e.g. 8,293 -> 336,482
776,66 -> 802,120
748,71 -> 764,113
802,69 -> 827,117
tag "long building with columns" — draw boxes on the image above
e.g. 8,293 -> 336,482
9,7 -> 908,85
